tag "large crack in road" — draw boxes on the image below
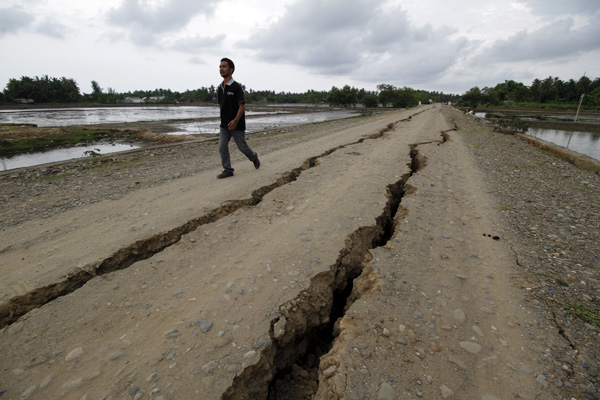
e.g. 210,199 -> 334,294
221,128 -> 447,400
0,113 -> 423,329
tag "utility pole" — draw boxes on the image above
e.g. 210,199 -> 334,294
566,93 -> 585,149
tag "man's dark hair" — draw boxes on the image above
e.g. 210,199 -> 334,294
221,58 -> 235,72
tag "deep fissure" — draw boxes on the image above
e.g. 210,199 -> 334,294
222,135 -> 437,400
0,116 -> 411,329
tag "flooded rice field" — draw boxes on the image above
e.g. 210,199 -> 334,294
172,110 -> 361,134
474,111 -> 600,124
526,128 -> 600,161
474,111 -> 600,161
0,105 -> 358,171
0,105 -> 282,127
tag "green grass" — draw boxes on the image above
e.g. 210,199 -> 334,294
44,172 -> 73,182
565,301 -> 600,326
0,129 -> 118,157
113,157 -> 143,168
498,204 -> 513,211
523,161 -> 546,168
539,149 -> 561,159
494,102 -> 591,111
0,123 -> 37,127
78,155 -> 143,173
354,112 -> 376,119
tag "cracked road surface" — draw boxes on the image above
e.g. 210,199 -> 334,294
0,105 -> 564,399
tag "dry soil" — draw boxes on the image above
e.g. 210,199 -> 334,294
1,105 -> 599,400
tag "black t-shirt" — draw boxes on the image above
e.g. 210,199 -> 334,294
218,79 -> 246,131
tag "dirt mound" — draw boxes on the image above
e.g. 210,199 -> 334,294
0,124 -> 67,140
135,130 -> 191,144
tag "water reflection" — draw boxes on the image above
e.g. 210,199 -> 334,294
526,128 -> 600,161
474,111 -> 600,124
0,106 -> 280,127
172,110 -> 358,134
1,142 -> 141,171
473,112 -> 600,161
0,107 -> 358,170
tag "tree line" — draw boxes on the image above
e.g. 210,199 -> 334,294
2,75 -> 81,103
1,74 -> 598,109
0,75 -> 460,108
461,76 -> 600,108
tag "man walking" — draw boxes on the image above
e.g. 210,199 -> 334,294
216,58 -> 260,179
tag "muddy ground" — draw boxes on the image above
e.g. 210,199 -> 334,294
0,105 -> 599,400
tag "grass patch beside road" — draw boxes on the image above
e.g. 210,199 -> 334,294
566,301 -> 600,326
0,123 -> 38,127
0,129 -> 135,157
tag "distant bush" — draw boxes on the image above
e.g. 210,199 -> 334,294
362,94 -> 378,108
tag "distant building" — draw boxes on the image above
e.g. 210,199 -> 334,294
122,97 -> 144,104
145,96 -> 165,103
16,98 -> 35,104
119,96 -> 165,104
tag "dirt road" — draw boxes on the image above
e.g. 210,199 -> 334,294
0,105 -> 597,400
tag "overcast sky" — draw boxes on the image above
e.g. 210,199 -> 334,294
1,0 -> 599,95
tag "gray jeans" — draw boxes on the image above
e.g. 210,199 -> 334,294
218,128 -> 257,172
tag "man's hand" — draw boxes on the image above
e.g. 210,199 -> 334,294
227,119 -> 239,130
228,102 -> 245,131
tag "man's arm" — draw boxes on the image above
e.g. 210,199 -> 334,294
227,102 -> 245,130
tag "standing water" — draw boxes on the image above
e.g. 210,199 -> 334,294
0,106 -> 358,170
473,112 -> 600,162
1,142 -> 141,171
525,128 -> 600,161
0,106 -> 281,127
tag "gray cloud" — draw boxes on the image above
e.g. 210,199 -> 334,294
480,17 -> 600,63
107,0 -> 218,32
170,34 -> 226,53
35,18 -> 67,39
242,0 -> 470,85
0,6 -> 34,34
243,0 -> 372,74
106,0 -> 220,48
520,0 -> 600,15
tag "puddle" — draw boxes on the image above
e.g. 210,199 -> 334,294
1,142 -> 141,171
